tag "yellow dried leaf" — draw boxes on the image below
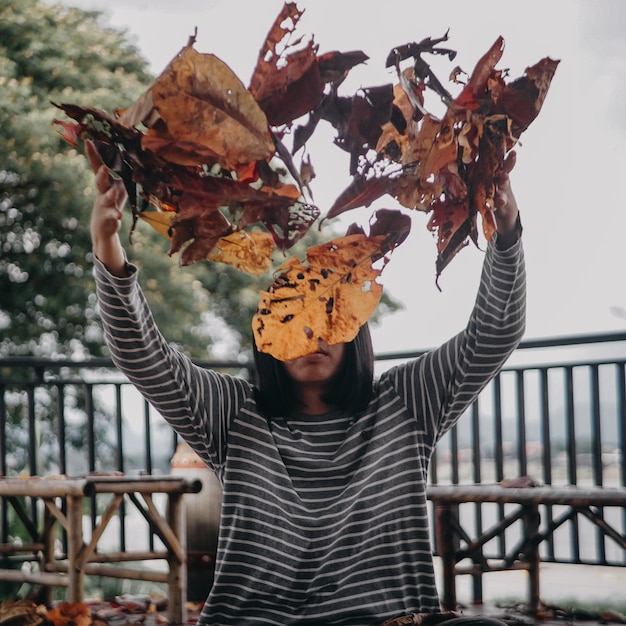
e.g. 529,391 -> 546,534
138,210 -> 174,239
207,231 -> 275,275
253,234 -> 384,361
138,212 -> 275,275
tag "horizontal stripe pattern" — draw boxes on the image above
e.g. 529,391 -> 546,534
94,240 -> 525,625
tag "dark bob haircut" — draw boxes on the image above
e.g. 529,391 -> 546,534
253,323 -> 375,418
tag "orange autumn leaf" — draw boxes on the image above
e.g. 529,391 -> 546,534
44,602 -> 91,626
55,4 -> 557,295
253,234 -> 385,361
138,210 -> 174,239
327,33 -> 558,280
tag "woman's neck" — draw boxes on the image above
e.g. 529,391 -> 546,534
295,383 -> 335,415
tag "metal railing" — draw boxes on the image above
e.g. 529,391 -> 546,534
0,331 -> 625,577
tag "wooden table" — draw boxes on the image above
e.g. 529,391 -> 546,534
427,484 -> 626,613
0,474 -> 201,625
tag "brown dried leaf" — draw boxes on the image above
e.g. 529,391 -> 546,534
150,45 -> 275,169
44,602 -> 91,626
0,599 -> 45,626
248,2 -> 322,126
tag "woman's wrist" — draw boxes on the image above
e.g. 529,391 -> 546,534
495,212 -> 523,250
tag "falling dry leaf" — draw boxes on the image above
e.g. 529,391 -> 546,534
207,231 -> 275,275
148,45 -> 275,169
325,32 -> 559,279
253,234 -> 385,361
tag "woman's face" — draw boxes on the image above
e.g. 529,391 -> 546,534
283,340 -> 345,386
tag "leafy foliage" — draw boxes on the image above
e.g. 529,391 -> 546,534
323,34 -> 559,278
0,0 -> 150,357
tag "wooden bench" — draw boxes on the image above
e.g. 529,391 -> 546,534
427,484 -> 626,613
0,474 -> 201,625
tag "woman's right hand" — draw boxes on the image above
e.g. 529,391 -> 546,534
85,141 -> 128,276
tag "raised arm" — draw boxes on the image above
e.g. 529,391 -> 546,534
86,142 -> 252,474
387,150 -> 526,443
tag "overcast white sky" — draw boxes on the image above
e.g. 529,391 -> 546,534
57,0 -> 626,354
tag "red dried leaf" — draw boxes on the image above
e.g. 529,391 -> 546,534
495,56 -> 561,138
324,34 -> 558,278
327,174 -> 397,220
45,602 -> 91,626
454,36 -> 505,109
149,45 -> 275,169
248,3 -> 322,126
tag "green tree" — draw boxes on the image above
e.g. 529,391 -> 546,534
0,0 -> 151,357
0,0 -> 262,359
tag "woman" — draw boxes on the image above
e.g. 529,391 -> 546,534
87,141 -> 525,626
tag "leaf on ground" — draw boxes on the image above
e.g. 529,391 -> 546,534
0,599 -> 45,626
253,232 -> 394,361
44,602 -> 91,626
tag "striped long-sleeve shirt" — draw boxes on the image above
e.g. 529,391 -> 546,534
94,238 -> 526,626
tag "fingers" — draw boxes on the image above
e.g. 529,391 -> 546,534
501,149 -> 517,175
100,187 -> 124,217
94,163 -> 113,194
90,148 -> 127,209
495,150 -> 516,185
85,140 -> 103,174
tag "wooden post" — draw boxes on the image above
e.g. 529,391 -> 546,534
523,504 -> 541,614
41,501 -> 55,607
167,491 -> 187,625
66,494 -> 84,602
435,503 -> 457,610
